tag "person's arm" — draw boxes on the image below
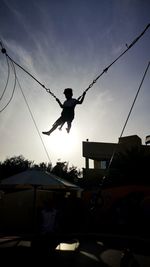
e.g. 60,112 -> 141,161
56,98 -> 63,108
77,91 -> 86,104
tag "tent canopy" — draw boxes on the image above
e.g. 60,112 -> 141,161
0,170 -> 80,190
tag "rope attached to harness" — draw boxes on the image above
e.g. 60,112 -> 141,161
1,24 -> 149,101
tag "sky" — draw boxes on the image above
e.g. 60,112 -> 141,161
0,0 -> 150,170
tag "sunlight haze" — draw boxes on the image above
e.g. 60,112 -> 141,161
0,0 -> 150,170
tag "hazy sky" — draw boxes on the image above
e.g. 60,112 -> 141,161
0,0 -> 150,170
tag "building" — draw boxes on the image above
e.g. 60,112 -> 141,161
82,135 -> 150,187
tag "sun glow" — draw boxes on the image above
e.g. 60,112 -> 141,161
45,127 -> 80,159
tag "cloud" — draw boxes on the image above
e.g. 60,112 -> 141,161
6,41 -> 34,68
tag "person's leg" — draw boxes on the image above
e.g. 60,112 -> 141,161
66,121 -> 72,133
42,117 -> 63,135
59,122 -> 65,130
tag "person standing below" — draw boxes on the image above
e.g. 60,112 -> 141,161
40,201 -> 58,235
37,200 -> 59,255
42,88 -> 86,135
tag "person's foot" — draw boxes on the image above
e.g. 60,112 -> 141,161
42,131 -> 50,135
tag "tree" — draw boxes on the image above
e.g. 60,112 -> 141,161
0,156 -> 82,184
51,161 -> 82,184
0,155 -> 33,180
51,161 -> 68,177
68,165 -> 82,183
32,162 -> 52,172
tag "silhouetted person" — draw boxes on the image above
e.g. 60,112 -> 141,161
34,200 -> 60,255
42,88 -> 86,135
40,201 -> 58,234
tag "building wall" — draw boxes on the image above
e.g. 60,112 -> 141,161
82,135 -> 150,185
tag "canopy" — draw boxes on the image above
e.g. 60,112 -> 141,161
0,169 -> 80,190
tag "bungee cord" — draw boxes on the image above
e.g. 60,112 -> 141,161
0,40 -> 57,100
120,61 -> 150,139
78,23 -> 150,99
0,24 -> 150,102
0,55 -> 10,101
0,57 -> 17,113
108,61 -> 150,170
0,24 -> 149,166
0,45 -> 51,162
16,72 -> 51,163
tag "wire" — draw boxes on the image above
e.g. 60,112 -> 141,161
6,54 -> 57,99
1,24 -> 150,101
78,23 -> 150,99
0,25 -> 149,167
120,61 -> 150,138
0,40 -> 51,162
0,55 -> 10,101
0,38 -> 57,99
0,59 -> 17,113
0,40 -> 51,163
15,68 -> 51,163
108,61 -> 150,169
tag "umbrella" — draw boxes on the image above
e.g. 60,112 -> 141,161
0,169 -> 80,190
0,170 -> 81,233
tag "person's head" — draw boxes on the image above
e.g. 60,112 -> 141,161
64,88 -> 73,99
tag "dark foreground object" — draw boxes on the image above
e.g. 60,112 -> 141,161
0,232 -> 150,267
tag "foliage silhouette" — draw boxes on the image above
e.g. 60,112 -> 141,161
0,155 -> 82,185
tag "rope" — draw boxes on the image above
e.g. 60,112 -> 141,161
0,55 -> 10,101
120,61 -> 150,138
14,66 -> 51,163
0,24 -> 149,167
78,23 -> 150,99
0,40 -> 57,100
0,41 -> 51,163
108,61 -> 150,169
1,24 -> 150,101
7,55 -> 57,99
0,59 -> 17,112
